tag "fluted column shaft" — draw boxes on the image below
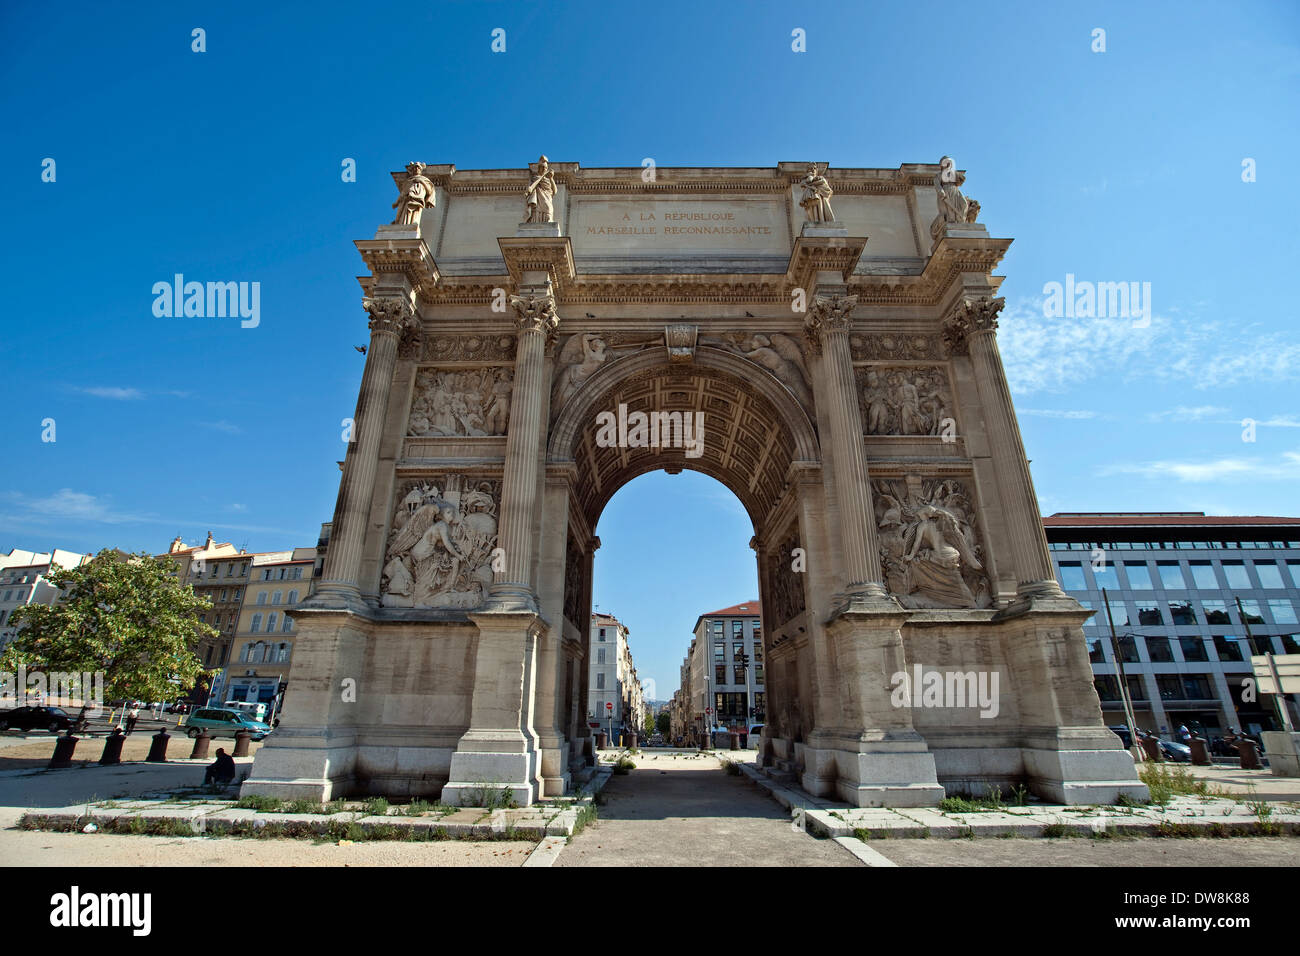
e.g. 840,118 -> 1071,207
317,297 -> 410,605
490,291 -> 558,610
808,295 -> 888,600
958,298 -> 1061,594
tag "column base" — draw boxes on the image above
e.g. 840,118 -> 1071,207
1020,728 -> 1150,804
441,749 -> 540,808
484,583 -> 539,614
1261,732 -> 1300,777
239,729 -> 358,802
804,733 -> 945,807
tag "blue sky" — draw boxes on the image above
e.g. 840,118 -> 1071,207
2,1 -> 1297,696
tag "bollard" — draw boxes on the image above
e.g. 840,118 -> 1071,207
596,732 -> 607,751
1189,736 -> 1212,766
729,732 -> 740,751
232,730 -> 252,758
1237,738 -> 1262,770
49,733 -> 79,769
583,736 -> 596,766
146,729 -> 170,763
99,730 -> 126,765
628,733 -> 638,750
1139,734 -> 1163,762
189,730 -> 211,760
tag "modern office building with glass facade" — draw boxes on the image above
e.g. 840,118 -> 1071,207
1044,512 -> 1300,738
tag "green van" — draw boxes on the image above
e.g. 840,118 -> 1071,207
183,708 -> 273,740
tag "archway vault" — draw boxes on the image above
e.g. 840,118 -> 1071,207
547,345 -> 821,532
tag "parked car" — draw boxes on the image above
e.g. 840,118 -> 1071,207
1108,725 -> 1133,749
0,706 -> 74,733
648,733 -> 665,747
183,708 -> 273,740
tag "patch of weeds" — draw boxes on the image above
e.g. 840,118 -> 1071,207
570,802 -> 598,839
721,760 -> 742,776
917,826 -> 930,839
612,757 -> 636,775
363,796 -> 390,817
235,794 -> 283,811
958,826 -> 975,839
1246,798 -> 1280,836
1115,791 -> 1149,808
1041,822 -> 1072,838
1139,763 -> 1208,806
403,799 -> 434,817
1153,821 -> 1201,838
853,827 -> 873,842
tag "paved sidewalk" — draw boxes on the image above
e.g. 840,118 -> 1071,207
556,752 -> 860,867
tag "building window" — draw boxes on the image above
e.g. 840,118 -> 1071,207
251,613 -> 262,634
282,615 -> 293,633
1281,635 -> 1300,655
1157,676 -> 1185,700
257,592 -> 268,605
267,612 -> 278,632
732,620 -> 743,636
260,569 -> 271,581
1058,563 -> 1086,591
1117,635 -> 1140,663
597,648 -> 606,664
715,665 -> 726,683
1254,562 -> 1285,589
713,642 -> 724,660
1267,599 -> 1298,625
1188,562 -> 1218,589
733,665 -> 746,683
1237,600 -> 1264,625
1201,600 -> 1231,625
1221,562 -> 1251,589
287,590 -> 299,604
1087,638 -> 1105,663
1092,562 -> 1120,591
1145,636 -> 1174,662
598,628 -> 606,641
1168,601 -> 1196,626
1179,637 -> 1209,662
1157,562 -> 1187,590
1134,602 -> 1162,626
753,643 -> 762,661
234,588 -> 242,601
1123,561 -> 1154,590
1213,636 -> 1243,662
732,642 -> 744,659
272,590 -> 283,605
596,673 -> 605,690
278,643 -> 291,662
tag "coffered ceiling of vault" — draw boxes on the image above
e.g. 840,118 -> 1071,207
573,365 -> 796,529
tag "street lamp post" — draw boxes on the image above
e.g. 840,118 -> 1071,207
1102,588 -> 1144,763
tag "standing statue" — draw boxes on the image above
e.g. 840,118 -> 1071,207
524,155 -> 558,223
934,156 -> 980,224
798,164 -> 835,223
392,161 -> 436,226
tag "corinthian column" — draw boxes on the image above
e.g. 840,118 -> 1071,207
489,288 -> 559,611
805,293 -> 892,608
945,296 -> 1064,599
315,295 -> 412,609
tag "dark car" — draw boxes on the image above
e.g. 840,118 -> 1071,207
0,706 -> 74,733
1158,738 -> 1192,762
1108,725 -> 1133,748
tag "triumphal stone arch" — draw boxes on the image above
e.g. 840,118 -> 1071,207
242,158 -> 1147,807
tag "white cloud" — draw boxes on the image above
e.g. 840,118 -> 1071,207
201,420 -> 242,434
1097,450 -> 1300,483
1019,408 -> 1099,419
999,298 -> 1300,395
0,488 -> 304,537
1146,405 -> 1229,423
76,386 -> 143,400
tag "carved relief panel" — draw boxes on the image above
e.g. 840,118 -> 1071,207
563,533 -> 585,628
766,529 -> 807,627
856,365 -> 953,437
381,474 -> 501,609
408,367 -> 513,438
871,475 -> 991,609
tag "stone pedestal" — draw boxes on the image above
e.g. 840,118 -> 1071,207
440,612 -> 543,807
516,221 -> 561,238
1262,731 -> 1300,776
800,221 -> 848,238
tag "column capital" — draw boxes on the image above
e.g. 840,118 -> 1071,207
362,295 -> 414,337
941,295 -> 1004,355
508,289 -> 560,345
803,293 -> 858,355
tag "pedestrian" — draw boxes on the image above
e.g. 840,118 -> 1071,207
1178,723 -> 1191,742
203,747 -> 236,786
125,705 -> 140,735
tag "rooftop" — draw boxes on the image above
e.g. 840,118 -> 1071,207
1043,512 -> 1300,528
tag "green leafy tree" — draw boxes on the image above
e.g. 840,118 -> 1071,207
643,710 -> 656,736
656,711 -> 671,736
1,549 -> 213,703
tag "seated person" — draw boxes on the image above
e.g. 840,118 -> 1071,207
203,747 -> 237,786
